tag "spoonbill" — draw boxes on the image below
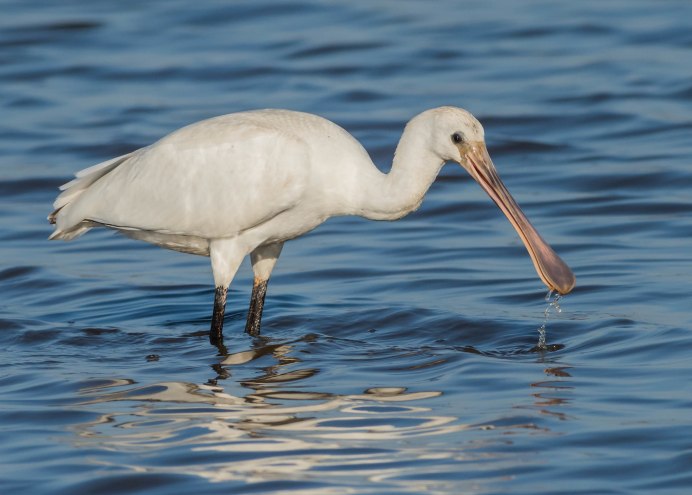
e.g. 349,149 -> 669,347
49,107 -> 575,346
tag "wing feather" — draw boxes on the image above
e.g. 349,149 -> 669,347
48,112 -> 312,242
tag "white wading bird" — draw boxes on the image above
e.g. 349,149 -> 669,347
49,107 -> 575,346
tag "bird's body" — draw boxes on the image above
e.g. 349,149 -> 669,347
50,107 -> 575,346
53,111 -> 355,248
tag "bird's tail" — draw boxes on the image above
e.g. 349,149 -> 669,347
48,151 -> 136,240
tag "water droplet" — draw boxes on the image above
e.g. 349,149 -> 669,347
537,290 -> 564,350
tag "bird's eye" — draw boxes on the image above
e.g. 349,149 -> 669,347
451,133 -> 463,144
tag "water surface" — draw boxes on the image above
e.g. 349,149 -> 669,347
2,1 -> 692,493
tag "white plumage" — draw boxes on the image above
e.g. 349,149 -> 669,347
49,107 -> 574,346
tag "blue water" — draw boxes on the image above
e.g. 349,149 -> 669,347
2,1 -> 692,493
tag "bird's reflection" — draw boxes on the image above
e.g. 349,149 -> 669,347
528,366 -> 574,421
70,334 -> 578,490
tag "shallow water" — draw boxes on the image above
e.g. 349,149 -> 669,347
2,1 -> 692,493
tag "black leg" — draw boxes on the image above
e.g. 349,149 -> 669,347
245,278 -> 268,337
210,286 -> 227,345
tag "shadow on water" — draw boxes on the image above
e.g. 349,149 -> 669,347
459,342 -> 565,356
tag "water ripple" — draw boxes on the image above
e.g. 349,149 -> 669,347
2,0 -> 692,493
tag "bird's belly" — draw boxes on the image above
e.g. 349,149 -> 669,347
115,227 -> 210,255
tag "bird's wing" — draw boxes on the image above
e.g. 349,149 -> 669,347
51,116 -> 311,240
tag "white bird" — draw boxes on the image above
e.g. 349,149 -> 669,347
49,107 -> 575,346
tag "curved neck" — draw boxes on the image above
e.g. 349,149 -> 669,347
353,127 -> 445,220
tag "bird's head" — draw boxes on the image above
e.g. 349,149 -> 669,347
422,106 -> 576,295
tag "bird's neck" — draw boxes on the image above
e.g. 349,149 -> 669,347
355,128 -> 444,221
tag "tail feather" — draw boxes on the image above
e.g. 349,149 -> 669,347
52,151 -> 136,211
48,223 -> 94,240
47,205 -> 64,224
48,150 -> 138,240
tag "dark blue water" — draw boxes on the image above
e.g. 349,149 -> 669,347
2,1 -> 692,493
